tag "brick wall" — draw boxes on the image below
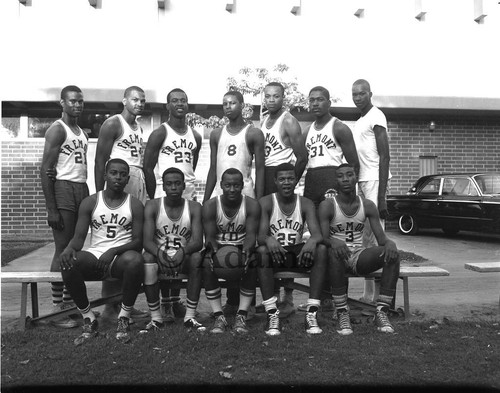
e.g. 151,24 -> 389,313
2,117 -> 499,240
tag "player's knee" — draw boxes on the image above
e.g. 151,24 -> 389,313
144,262 -> 159,285
121,251 -> 144,275
143,251 -> 157,265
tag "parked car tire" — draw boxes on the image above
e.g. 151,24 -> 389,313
442,226 -> 460,235
398,214 -> 418,235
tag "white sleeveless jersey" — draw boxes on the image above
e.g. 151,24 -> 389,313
328,196 -> 366,248
215,195 -> 247,246
154,198 -> 191,257
269,193 -> 304,246
156,123 -> 198,188
109,114 -> 143,168
305,117 -> 344,168
262,112 -> 294,166
86,192 -> 133,258
55,119 -> 88,183
214,125 -> 254,197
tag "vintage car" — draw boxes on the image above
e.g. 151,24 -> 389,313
387,173 -> 500,235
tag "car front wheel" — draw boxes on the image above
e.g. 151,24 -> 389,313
398,214 -> 418,235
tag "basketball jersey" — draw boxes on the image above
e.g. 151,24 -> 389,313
214,125 -> 254,198
269,193 -> 304,246
55,119 -> 88,183
262,112 -> 294,166
86,192 -> 133,258
328,196 -> 366,248
305,117 -> 344,168
154,198 -> 191,258
109,114 -> 143,168
215,195 -> 247,246
156,123 -> 198,188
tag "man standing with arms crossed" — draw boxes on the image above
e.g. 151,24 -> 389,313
352,79 -> 392,303
95,86 -> 147,320
40,85 -> 88,329
143,88 -> 202,320
260,82 -> 309,317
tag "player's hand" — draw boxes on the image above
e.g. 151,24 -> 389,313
330,239 -> 351,263
97,250 -> 116,271
203,243 -> 217,272
47,210 -> 64,231
378,198 -> 388,220
46,167 -> 57,182
298,241 -> 315,268
266,237 -> 286,265
60,247 -> 76,270
380,240 -> 398,265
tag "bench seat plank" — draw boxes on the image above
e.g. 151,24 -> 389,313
464,262 -> 500,273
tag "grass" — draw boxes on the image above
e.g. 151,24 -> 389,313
1,316 -> 499,388
1,241 -> 51,267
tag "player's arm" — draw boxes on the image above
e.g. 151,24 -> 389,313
318,199 -> 350,262
248,127 -> 265,200
60,195 -> 95,269
364,198 -> 398,264
333,121 -> 360,177
191,129 -> 203,171
185,201 -> 203,255
201,198 -> 218,252
374,124 -> 391,219
284,114 -> 308,180
143,126 -> 166,200
40,123 -> 66,230
243,198 -> 261,255
257,196 -> 286,264
143,199 -> 160,256
203,129 -> 221,203
301,197 -> 323,248
94,117 -> 120,192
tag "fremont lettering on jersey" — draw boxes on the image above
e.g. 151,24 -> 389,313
329,221 -> 365,236
59,138 -> 87,156
218,222 -> 244,234
91,213 -> 132,231
305,133 -> 336,150
160,139 -> 196,155
265,132 -> 284,152
117,133 -> 143,149
269,218 -> 304,235
155,223 -> 191,241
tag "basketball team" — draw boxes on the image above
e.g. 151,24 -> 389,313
41,81 -> 400,346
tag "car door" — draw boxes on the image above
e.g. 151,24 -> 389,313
412,176 -> 443,227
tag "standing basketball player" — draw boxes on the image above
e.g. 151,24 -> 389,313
40,85 -> 88,329
318,163 -> 399,335
202,168 -> 261,335
143,88 -> 202,319
60,159 -> 144,345
142,167 -> 205,332
94,86 -> 147,320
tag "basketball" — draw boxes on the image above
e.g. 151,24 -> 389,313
211,245 -> 246,281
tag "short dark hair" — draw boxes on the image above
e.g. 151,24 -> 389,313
167,88 -> 187,103
162,167 -> 185,183
221,168 -> 243,183
265,82 -> 285,96
60,85 -> 82,100
309,86 -> 330,101
124,86 -> 144,98
353,79 -> 371,91
224,90 -> 244,104
337,163 -> 355,171
105,158 -> 129,173
274,163 -> 295,179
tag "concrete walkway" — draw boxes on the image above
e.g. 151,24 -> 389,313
2,229 -> 499,333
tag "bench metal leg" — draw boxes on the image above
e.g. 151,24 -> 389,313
30,282 -> 39,318
403,277 -> 410,317
20,283 -> 28,330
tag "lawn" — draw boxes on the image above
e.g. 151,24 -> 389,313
1,241 -> 51,267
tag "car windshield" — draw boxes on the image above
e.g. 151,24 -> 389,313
474,174 -> 500,195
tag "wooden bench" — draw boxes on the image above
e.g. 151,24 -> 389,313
464,262 -> 500,307
275,266 -> 450,318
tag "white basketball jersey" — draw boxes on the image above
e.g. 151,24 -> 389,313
215,195 -> 247,246
55,119 -> 88,183
269,193 -> 304,246
262,112 -> 294,166
214,125 -> 254,198
154,198 -> 191,257
86,192 -> 133,258
156,123 -> 198,188
328,196 -> 366,248
305,117 -> 344,168
109,114 -> 143,168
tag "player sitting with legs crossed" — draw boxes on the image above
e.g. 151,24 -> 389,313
142,167 -> 205,332
318,163 -> 400,335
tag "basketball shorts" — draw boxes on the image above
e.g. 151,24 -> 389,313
123,165 -> 147,205
79,251 -> 119,281
263,243 -> 312,273
54,180 -> 89,213
304,166 -> 338,209
264,166 -> 278,196
343,247 -> 365,276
